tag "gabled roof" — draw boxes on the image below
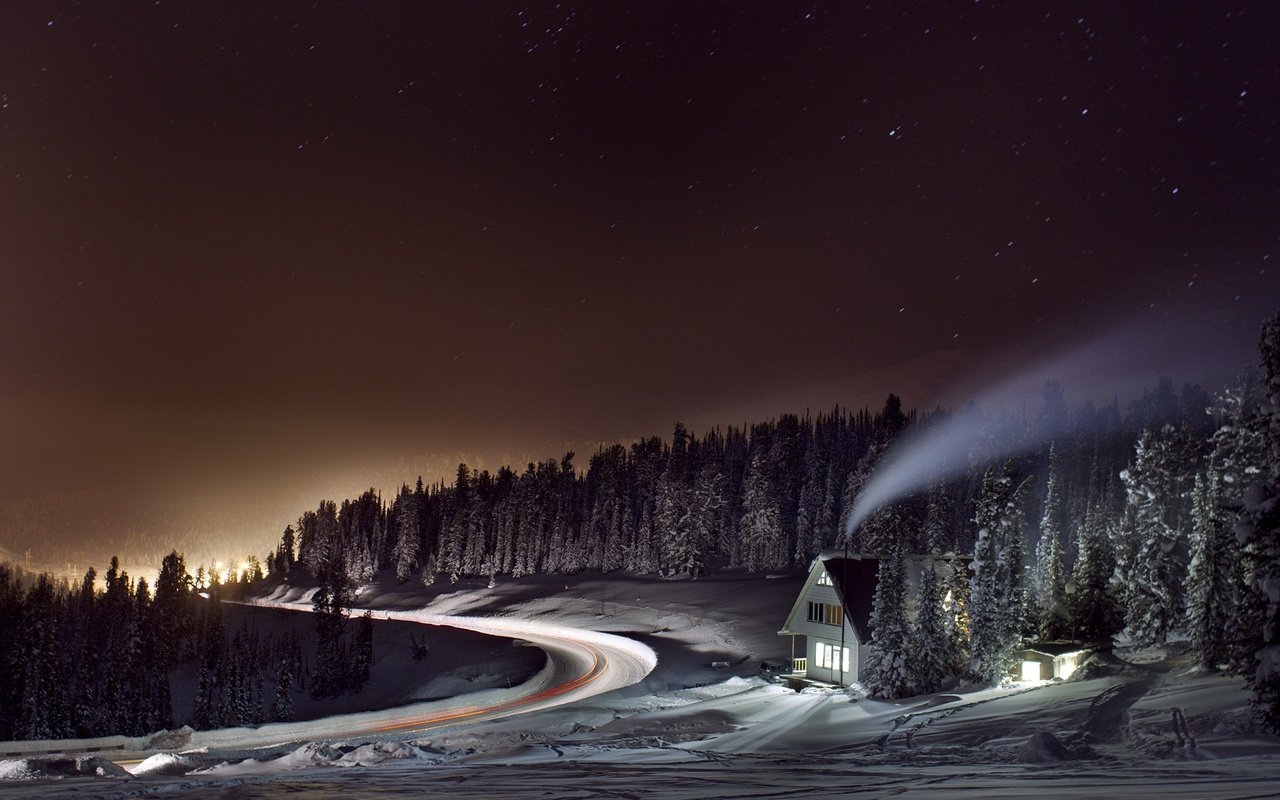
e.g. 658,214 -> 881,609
816,549 -> 973,643
820,555 -> 880,642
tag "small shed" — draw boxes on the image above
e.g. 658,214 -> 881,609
1013,642 -> 1091,682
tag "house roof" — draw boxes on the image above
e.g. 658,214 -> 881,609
819,556 -> 881,642
1016,641 -> 1092,658
817,551 -> 973,643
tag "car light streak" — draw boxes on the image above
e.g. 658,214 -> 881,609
9,599 -> 654,767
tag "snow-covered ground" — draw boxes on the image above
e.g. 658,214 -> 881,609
3,573 -> 1279,798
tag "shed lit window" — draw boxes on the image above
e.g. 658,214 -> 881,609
1021,660 -> 1041,682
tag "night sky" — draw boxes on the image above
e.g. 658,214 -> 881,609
2,2 -> 1278,567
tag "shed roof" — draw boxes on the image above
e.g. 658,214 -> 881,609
1016,641 -> 1091,658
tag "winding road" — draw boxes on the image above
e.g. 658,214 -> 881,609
0,599 -> 657,760
190,599 -> 658,750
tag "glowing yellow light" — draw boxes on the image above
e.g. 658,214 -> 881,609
1021,661 -> 1041,682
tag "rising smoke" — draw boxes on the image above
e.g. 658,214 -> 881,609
842,312 -> 1257,538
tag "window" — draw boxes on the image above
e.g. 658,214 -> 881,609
1021,660 -> 1042,682
816,571 -> 833,586
815,643 -> 851,674
808,602 -> 843,626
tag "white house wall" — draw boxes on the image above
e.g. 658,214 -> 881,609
781,564 -> 862,685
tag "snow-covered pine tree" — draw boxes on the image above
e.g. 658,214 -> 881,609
945,557 -> 972,673
815,463 -> 840,552
858,503 -> 909,557
1033,445 -> 1070,640
912,561 -> 955,694
738,448 -> 786,571
349,611 -> 374,691
1204,372 -> 1269,674
923,486 -> 954,554
968,464 -> 1024,684
17,575 -> 59,739
1121,426 -> 1197,646
655,425 -> 692,576
1184,471 -> 1236,671
1070,502 -> 1118,641
393,486 -> 421,583
1235,310 -> 1280,729
271,651 -> 295,722
862,541 -> 914,698
683,465 -> 724,577
630,500 -> 659,574
192,663 -> 213,729
437,464 -> 470,581
794,447 -> 826,565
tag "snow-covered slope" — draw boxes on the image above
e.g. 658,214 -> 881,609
3,574 -> 1278,798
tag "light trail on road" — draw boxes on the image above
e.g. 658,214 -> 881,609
174,599 -> 656,752
0,598 -> 655,763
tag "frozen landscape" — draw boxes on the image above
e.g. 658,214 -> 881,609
3,572 -> 1278,799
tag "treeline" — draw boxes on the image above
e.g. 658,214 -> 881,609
0,550 -> 372,741
276,384 -> 1202,590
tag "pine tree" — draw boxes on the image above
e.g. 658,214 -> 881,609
1184,472 -> 1236,670
1205,372 -> 1269,675
1121,427 -> 1196,646
912,561 -> 955,694
660,465 -> 691,576
862,542 -> 913,698
945,557 -> 972,674
393,486 -> 422,583
17,575 -> 60,739
272,652 -> 294,723
969,465 -> 1024,684
1035,446 -> 1070,639
923,487 -> 954,554
350,611 -> 375,691
1235,311 -> 1280,729
794,448 -> 827,564
1070,503 -> 1118,641
682,465 -> 723,577
192,663 -> 213,729
310,565 -> 351,699
738,448 -> 786,571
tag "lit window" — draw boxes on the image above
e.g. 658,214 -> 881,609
817,571 -> 833,586
814,644 -> 851,676
825,604 -> 844,626
1021,660 -> 1041,682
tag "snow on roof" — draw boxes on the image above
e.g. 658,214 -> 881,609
1017,642 -> 1092,658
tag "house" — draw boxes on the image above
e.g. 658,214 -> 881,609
777,548 -> 968,687
1012,642 -> 1091,682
